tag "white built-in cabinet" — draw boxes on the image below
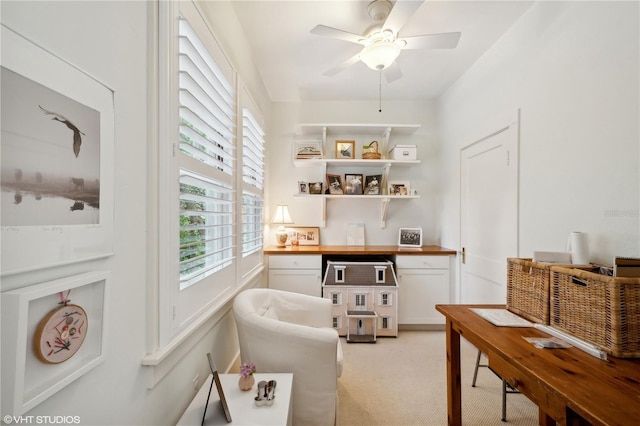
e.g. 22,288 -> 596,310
267,255 -> 322,297
294,123 -> 421,228
396,255 -> 451,325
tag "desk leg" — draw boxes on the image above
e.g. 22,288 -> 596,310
445,317 -> 462,426
538,409 -> 555,426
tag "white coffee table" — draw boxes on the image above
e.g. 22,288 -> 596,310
177,373 -> 293,425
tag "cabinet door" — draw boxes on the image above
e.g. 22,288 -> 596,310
397,268 -> 449,324
268,269 -> 322,297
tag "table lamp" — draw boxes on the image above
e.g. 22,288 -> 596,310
271,203 -> 294,247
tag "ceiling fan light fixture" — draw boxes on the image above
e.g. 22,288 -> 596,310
360,40 -> 401,71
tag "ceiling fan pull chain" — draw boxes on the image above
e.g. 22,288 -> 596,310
379,70 -> 382,112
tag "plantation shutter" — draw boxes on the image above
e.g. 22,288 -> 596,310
241,108 -> 265,256
178,16 -> 236,289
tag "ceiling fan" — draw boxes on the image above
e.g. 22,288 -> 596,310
311,0 -> 461,82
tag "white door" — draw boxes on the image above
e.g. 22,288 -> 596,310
460,116 -> 519,304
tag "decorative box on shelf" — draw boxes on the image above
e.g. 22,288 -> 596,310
388,145 -> 417,160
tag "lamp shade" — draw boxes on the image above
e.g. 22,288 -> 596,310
360,41 -> 401,71
271,204 -> 294,225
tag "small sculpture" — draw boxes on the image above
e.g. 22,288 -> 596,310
255,380 -> 277,406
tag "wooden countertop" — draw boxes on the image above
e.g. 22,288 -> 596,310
263,245 -> 456,255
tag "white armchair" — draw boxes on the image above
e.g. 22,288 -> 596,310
233,288 -> 343,426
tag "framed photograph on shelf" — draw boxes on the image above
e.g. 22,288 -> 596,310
398,228 -> 423,247
287,226 -> 320,246
364,175 -> 382,195
298,181 -> 309,194
344,174 -> 364,195
389,180 -> 410,196
308,182 -> 323,194
335,140 -> 355,159
294,141 -> 323,159
326,174 -> 344,194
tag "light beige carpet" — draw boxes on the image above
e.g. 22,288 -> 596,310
337,331 -> 539,426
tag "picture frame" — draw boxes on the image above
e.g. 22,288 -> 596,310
344,174 -> 364,195
335,140 -> 355,159
398,228 -> 423,247
326,174 -> 344,194
204,353 -> 232,424
308,182 -> 323,194
298,181 -> 309,194
294,140 -> 323,159
287,226 -> 320,246
389,180 -> 410,196
1,26 -> 115,276
364,175 -> 382,195
1,271 -> 110,415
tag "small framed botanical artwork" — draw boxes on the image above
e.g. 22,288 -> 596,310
344,174 -> 364,195
298,181 -> 309,194
365,175 -> 382,195
308,182 -> 323,194
335,140 -> 355,159
398,228 -> 423,247
389,180 -> 410,196
326,174 -> 344,194
288,226 -> 320,246
294,141 -> 323,159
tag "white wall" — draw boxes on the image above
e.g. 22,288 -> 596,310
1,1 -> 270,424
438,0 -> 640,265
267,99 -> 445,246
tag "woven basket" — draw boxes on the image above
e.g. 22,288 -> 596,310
550,265 -> 640,358
362,140 -> 381,160
506,258 -> 555,324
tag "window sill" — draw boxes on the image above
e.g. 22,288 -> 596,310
141,266 -> 263,388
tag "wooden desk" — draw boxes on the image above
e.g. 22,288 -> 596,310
436,304 -> 640,426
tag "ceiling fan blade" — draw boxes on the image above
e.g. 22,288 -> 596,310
311,25 -> 365,45
323,53 -> 362,77
384,62 -> 403,83
382,0 -> 424,34
401,32 -> 461,50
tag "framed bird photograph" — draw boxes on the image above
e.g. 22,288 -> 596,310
335,140 -> 355,159
0,26 -> 114,275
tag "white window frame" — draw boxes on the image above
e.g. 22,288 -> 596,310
143,0 -> 264,387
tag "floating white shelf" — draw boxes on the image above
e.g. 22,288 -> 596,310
293,123 -> 422,228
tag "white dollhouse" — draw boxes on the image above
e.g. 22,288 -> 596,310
322,260 -> 398,343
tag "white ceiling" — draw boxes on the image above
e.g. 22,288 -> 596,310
230,0 -> 534,102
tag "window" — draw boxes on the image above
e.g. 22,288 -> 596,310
335,265 -> 346,283
240,106 -> 264,258
380,316 -> 392,329
375,265 -> 386,283
332,316 -> 342,329
355,293 -> 367,310
379,291 -> 393,306
156,0 -> 240,348
330,291 -> 342,305
147,0 -> 265,385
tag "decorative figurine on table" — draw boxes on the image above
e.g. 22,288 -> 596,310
238,362 -> 256,391
255,380 -> 277,406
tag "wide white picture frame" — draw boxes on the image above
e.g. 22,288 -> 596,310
1,271 -> 110,415
1,25 -> 114,276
